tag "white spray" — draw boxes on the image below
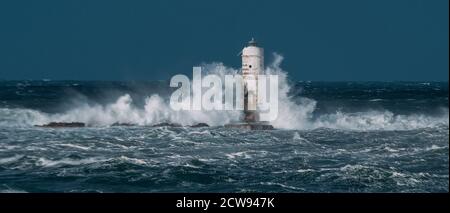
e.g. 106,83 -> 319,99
0,53 -> 448,130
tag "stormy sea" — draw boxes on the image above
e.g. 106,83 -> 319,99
0,60 -> 448,192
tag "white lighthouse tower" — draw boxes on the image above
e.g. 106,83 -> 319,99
225,38 -> 273,130
242,38 -> 264,122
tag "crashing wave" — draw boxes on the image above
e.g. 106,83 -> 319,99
0,54 -> 448,131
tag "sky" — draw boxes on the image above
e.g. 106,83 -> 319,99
0,0 -> 448,81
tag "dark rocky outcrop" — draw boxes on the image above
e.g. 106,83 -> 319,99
35,122 -> 85,128
224,122 -> 274,130
152,122 -> 182,127
111,122 -> 136,127
35,122 -> 213,128
190,123 -> 209,128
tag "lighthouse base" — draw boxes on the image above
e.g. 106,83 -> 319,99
224,122 -> 274,130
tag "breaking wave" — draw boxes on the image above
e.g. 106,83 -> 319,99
0,54 -> 448,131
0,105 -> 447,131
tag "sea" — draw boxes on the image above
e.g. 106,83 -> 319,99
0,80 -> 448,192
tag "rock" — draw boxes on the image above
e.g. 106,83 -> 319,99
111,122 -> 136,127
152,122 -> 182,127
35,122 -> 85,128
224,122 -> 274,130
190,123 -> 209,128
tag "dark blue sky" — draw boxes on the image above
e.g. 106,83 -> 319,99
0,0 -> 448,81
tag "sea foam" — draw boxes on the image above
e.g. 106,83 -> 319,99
0,54 -> 448,131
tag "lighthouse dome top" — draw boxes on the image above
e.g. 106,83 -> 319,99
247,38 -> 258,47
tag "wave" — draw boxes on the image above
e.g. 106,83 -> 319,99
36,157 -> 107,167
0,54 -> 448,131
0,155 -> 25,165
311,110 -> 448,131
0,185 -> 27,193
0,103 -> 446,131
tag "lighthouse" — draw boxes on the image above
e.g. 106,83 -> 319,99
225,38 -> 274,130
242,38 -> 263,122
